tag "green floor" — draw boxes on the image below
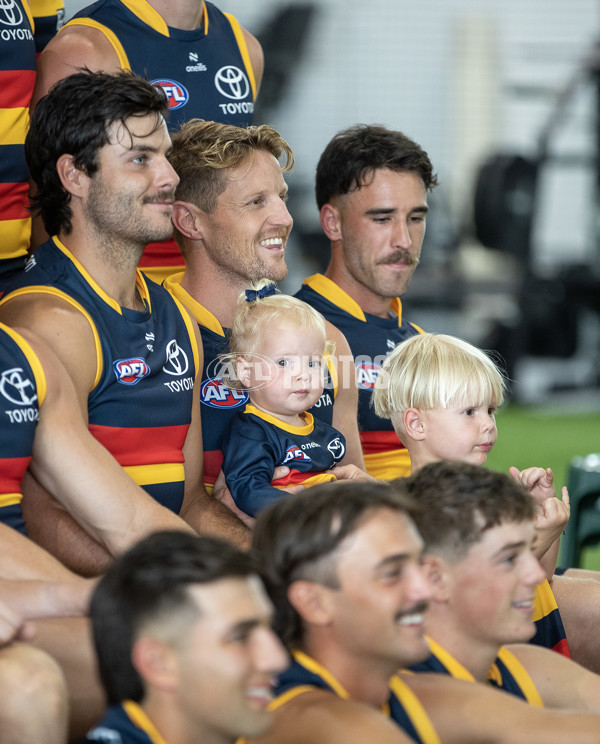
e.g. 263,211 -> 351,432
486,404 -> 600,569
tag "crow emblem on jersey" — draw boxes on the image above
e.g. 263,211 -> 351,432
200,378 -> 248,409
327,437 -> 346,461
355,361 -> 382,390
113,358 -> 150,385
282,446 -> 311,465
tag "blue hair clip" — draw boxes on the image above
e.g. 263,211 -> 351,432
245,284 -> 277,302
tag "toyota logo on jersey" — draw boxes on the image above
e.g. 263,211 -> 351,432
151,79 -> 189,110
355,361 -> 382,390
282,446 -> 311,465
200,377 -> 248,409
113,358 -> 150,385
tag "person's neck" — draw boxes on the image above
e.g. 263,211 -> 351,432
424,614 -> 499,684
143,696 -> 233,744
407,447 -> 439,475
145,0 -> 205,30
324,263 -> 394,320
301,636 -> 397,709
250,400 -> 306,428
58,229 -> 144,311
180,264 -> 251,329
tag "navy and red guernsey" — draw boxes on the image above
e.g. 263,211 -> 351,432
296,273 -> 423,480
0,323 -> 45,534
221,405 -> 345,518
2,237 -> 199,514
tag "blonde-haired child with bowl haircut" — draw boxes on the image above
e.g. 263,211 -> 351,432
371,332 -> 573,659
220,280 -> 365,518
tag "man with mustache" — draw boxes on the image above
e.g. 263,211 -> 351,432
165,119 -> 365,501
295,125 -> 436,480
0,70 -> 249,576
247,481 -> 600,744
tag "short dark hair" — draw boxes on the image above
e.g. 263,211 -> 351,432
401,461 -> 536,562
252,481 -> 414,649
315,124 -> 438,209
90,531 -> 255,705
26,70 -> 170,236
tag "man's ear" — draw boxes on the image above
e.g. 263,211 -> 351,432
320,203 -> 342,242
422,555 -> 451,602
56,154 -> 87,197
171,201 -> 205,240
403,408 -> 426,441
131,637 -> 178,692
288,580 -> 335,627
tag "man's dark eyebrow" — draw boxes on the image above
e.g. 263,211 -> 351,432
375,552 -> 412,571
494,541 -> 528,559
364,205 -> 429,217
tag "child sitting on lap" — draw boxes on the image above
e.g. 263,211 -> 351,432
220,280 -> 351,517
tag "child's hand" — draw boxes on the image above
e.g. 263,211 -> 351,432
509,466 -> 570,559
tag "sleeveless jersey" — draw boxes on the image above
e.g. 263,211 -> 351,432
63,0 -> 259,282
296,274 -> 423,480
2,238 -> 199,514
83,701 -> 165,744
0,323 -> 46,534
0,0 -> 36,287
222,405 -> 345,517
530,578 -> 570,657
409,636 -> 544,706
274,650 -> 441,744
163,274 -> 336,492
31,0 -> 64,53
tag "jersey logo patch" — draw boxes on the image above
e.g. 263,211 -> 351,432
113,358 -> 150,385
214,65 -> 249,100
355,361 -> 382,390
0,367 -> 37,405
282,446 -> 311,465
200,378 -> 248,409
327,437 -> 346,461
151,78 -> 189,110
162,339 -> 189,376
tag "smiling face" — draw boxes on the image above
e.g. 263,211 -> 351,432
199,149 -> 293,285
240,322 -> 326,425
326,508 -> 431,672
169,576 -> 288,743
445,520 -> 545,651
82,113 -> 179,248
417,399 -> 499,467
325,169 -> 428,316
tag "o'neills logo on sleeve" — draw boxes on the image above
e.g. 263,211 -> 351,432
113,358 -> 150,385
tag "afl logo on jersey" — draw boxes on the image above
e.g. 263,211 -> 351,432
200,378 -> 248,409
282,446 -> 310,465
113,358 -> 150,386
151,79 -> 189,110
355,361 -> 382,390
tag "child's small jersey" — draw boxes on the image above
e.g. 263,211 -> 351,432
222,404 -> 346,517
